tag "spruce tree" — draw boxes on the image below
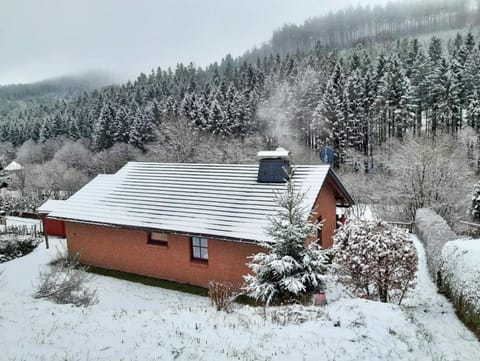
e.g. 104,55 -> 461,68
243,167 -> 329,306
316,63 -> 346,167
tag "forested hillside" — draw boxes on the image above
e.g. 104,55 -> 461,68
0,71 -> 115,101
0,0 -> 479,226
249,0 -> 480,57
1,28 -> 480,166
0,71 -> 116,130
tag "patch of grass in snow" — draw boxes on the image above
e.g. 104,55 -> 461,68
88,265 -> 261,306
88,266 -> 209,297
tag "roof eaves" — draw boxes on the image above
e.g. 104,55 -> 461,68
327,168 -> 355,205
51,217 -> 262,245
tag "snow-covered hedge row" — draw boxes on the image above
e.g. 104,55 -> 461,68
414,208 -> 456,283
441,240 -> 480,312
416,208 -> 480,337
0,236 -> 41,263
441,239 -> 480,336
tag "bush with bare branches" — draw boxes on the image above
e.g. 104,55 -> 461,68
34,251 -> 97,307
208,281 -> 237,312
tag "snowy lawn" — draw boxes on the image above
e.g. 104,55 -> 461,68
3,216 -> 43,234
1,237 -> 479,361
4,216 -> 42,229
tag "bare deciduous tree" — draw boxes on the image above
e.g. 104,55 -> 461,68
376,135 -> 474,226
89,142 -> 141,175
53,140 -> 93,170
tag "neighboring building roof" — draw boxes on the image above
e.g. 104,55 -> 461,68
37,199 -> 66,214
4,161 -> 23,171
49,162 -> 352,243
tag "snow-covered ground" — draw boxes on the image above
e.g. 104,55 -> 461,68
4,216 -> 43,232
0,236 -> 479,361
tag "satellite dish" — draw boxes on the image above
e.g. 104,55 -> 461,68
319,146 -> 335,164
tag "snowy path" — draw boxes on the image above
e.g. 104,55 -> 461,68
400,235 -> 480,360
0,237 -> 479,361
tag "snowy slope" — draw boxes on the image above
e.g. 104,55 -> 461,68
0,237 -> 479,361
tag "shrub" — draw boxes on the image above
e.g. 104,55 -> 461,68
333,220 -> 418,305
0,236 -> 41,263
208,281 -> 237,312
415,208 -> 456,283
34,251 -> 97,307
440,239 -> 480,337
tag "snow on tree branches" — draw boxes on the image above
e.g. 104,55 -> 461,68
243,168 -> 329,306
333,220 -> 417,305
471,180 -> 480,222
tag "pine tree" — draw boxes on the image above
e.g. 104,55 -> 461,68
376,55 -> 411,140
243,167 -> 329,306
438,60 -> 462,133
112,106 -> 130,143
316,63 -> 346,167
208,96 -> 228,135
344,69 -> 365,152
472,181 -> 480,222
128,106 -> 154,151
468,89 -> 480,130
92,104 -> 115,151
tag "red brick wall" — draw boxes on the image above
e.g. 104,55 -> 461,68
65,222 -> 265,289
309,181 -> 337,248
44,218 -> 66,237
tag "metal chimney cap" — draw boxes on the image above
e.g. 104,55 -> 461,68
257,147 -> 290,160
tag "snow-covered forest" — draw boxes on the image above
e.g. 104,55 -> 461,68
0,1 -> 479,155
0,0 -> 480,225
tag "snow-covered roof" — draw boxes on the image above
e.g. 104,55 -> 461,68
49,162 -> 344,242
4,161 -> 23,171
37,199 -> 66,214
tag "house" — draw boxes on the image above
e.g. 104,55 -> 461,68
4,161 -> 23,172
47,150 -> 353,288
37,199 -> 66,237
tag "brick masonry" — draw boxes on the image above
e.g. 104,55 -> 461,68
43,217 -> 66,237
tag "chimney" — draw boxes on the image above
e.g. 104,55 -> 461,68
257,147 -> 290,183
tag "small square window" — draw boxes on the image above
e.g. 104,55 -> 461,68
192,236 -> 208,262
148,232 -> 168,247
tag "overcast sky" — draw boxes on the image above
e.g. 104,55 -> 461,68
0,0 -> 390,85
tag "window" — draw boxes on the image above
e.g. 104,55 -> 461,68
192,237 -> 208,262
148,232 -> 168,247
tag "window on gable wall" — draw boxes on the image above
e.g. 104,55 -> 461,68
148,232 -> 168,247
191,237 -> 208,262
